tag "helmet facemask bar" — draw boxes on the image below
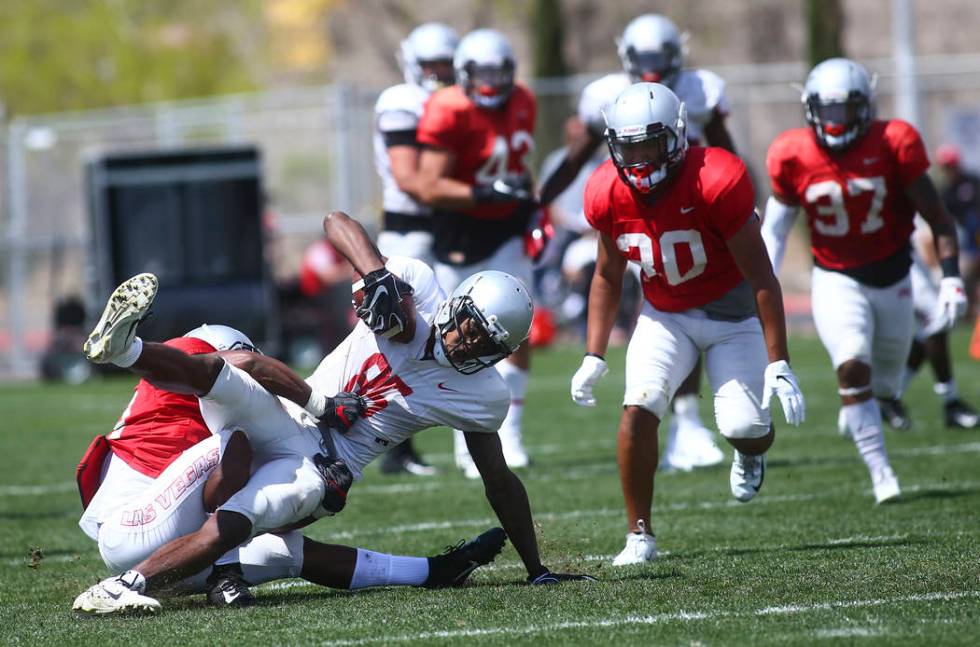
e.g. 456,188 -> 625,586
461,60 -> 515,109
624,44 -> 681,86
805,91 -> 872,151
606,121 -> 684,194
417,58 -> 456,92
437,295 -> 513,374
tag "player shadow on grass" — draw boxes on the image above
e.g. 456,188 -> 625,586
659,536 -> 922,561
891,485 -> 977,503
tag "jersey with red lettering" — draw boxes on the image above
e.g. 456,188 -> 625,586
107,336 -> 216,478
766,119 -> 928,271
584,147 -> 755,312
306,256 -> 509,480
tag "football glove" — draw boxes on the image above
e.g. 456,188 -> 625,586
524,207 -> 554,263
761,360 -> 805,426
322,392 -> 368,432
353,269 -> 414,339
473,177 -> 535,204
312,454 -> 353,516
527,569 -> 598,585
570,355 -> 609,407
932,277 -> 968,333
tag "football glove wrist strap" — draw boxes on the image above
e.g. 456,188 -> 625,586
585,352 -> 605,361
940,255 -> 960,278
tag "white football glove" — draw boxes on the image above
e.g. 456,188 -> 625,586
761,360 -> 805,426
570,355 -> 609,407
931,277 -> 968,333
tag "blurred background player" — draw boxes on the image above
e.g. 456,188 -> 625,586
762,58 -> 968,503
571,83 -> 803,565
936,143 -> 980,315
370,22 -> 460,476
539,14 -> 738,472
415,28 -> 537,478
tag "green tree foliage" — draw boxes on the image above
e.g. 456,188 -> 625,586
0,1 -> 262,116
806,0 -> 845,67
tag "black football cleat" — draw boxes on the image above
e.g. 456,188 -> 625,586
205,563 -> 255,608
945,399 -> 980,429
423,527 -> 507,588
380,441 -> 437,477
879,397 -> 912,431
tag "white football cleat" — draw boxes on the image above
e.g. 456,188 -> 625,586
500,425 -> 530,469
612,521 -> 657,566
730,451 -> 766,502
685,424 -> 725,468
84,273 -> 158,364
72,576 -> 161,615
872,466 -> 901,504
659,418 -> 694,472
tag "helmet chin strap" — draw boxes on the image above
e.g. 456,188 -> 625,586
432,333 -> 453,369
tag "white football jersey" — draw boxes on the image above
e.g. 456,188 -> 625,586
306,256 -> 510,479
373,83 -> 432,216
578,69 -> 730,145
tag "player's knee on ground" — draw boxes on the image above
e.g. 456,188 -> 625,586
203,430 -> 252,513
837,359 -> 872,389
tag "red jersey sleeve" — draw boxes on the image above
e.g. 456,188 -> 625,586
766,131 -> 801,203
706,151 -> 756,240
416,88 -> 462,150
884,119 -> 930,186
583,161 -> 617,234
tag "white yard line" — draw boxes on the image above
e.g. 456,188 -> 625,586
314,591 -> 980,646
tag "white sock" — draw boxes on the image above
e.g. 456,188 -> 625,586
114,336 -> 144,368
934,380 -> 958,403
349,549 -> 429,590
673,393 -> 704,430
117,569 -> 147,593
842,400 -> 890,474
496,361 -> 528,435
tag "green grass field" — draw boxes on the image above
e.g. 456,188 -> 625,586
1,331 -> 978,645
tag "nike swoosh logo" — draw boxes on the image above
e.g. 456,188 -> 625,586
680,206 -> 695,214
222,589 -> 241,604
437,382 -> 458,392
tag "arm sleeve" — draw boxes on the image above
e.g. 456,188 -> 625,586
711,162 -> 756,241
887,120 -> 931,186
377,109 -> 419,134
761,195 -> 799,273
416,94 -> 460,150
381,129 -> 418,147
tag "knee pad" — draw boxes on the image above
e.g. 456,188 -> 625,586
239,531 -> 305,586
717,407 -> 771,440
623,384 -> 670,419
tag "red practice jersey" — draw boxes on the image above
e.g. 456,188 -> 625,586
107,336 -> 216,478
416,84 -> 536,221
766,119 -> 929,270
584,147 -> 755,312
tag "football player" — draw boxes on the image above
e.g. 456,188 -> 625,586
761,58 -> 967,503
540,14 -> 737,473
371,22 -> 460,477
570,82 -> 804,566
73,211 -> 593,614
415,28 -> 537,477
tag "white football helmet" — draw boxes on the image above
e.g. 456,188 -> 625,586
802,57 -> 876,151
434,271 -> 533,374
399,22 -> 460,92
617,14 -> 684,87
454,29 -> 516,109
184,324 -> 260,353
603,82 -> 688,194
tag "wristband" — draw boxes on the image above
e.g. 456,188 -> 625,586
585,352 -> 605,361
940,256 -> 960,278
304,390 -> 327,418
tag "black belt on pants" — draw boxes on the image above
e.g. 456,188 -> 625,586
383,211 -> 432,234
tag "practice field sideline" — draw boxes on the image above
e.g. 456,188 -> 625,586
0,332 -> 977,646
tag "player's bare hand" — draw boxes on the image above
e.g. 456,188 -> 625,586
571,354 -> 608,407
761,360 -> 805,426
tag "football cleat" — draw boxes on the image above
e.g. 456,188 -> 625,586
730,451 -> 766,502
611,520 -> 657,566
944,399 -> 980,429
380,441 -> 437,477
872,465 -> 901,504
659,417 -> 694,472
72,575 -> 161,616
205,563 -> 256,608
424,527 -> 507,588
878,397 -> 912,431
83,273 -> 158,364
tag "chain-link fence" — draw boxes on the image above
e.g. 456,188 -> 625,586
4,55 -> 980,376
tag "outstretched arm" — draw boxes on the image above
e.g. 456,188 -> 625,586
322,210 -> 386,276
906,173 -> 960,270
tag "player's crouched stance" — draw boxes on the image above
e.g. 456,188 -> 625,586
570,83 -> 804,566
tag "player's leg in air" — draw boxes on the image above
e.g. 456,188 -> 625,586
881,256 -> 979,429
812,267 -> 905,504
